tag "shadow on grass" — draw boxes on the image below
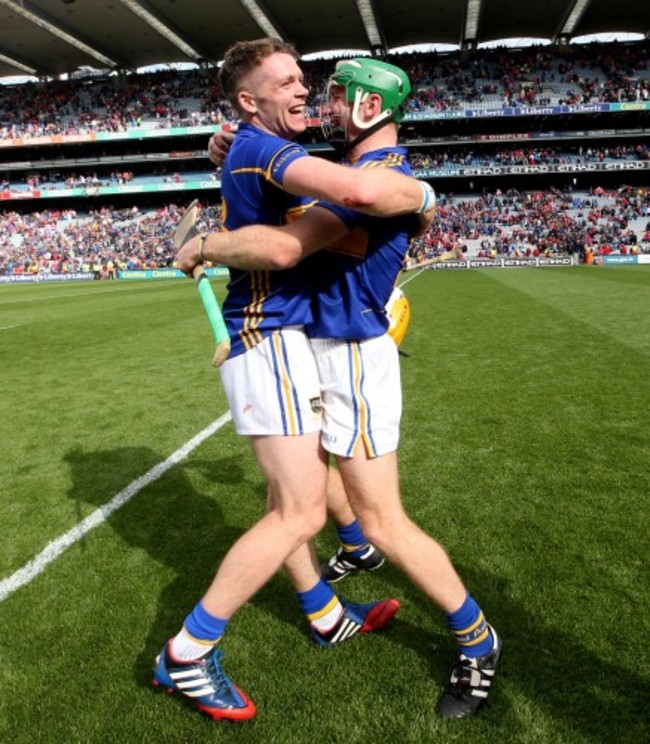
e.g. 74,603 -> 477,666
368,560 -> 647,741
63,446 -> 303,692
63,447 -> 643,739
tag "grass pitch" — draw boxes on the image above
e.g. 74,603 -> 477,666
0,267 -> 648,744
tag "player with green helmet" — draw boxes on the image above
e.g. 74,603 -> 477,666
184,48 -> 499,723
321,57 -> 412,151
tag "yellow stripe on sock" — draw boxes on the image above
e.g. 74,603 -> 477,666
340,541 -> 366,552
307,596 -> 339,622
453,611 -> 485,637
458,626 -> 490,647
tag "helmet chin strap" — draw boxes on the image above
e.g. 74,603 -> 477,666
332,114 -> 396,157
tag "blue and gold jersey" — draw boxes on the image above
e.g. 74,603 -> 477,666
220,122 -> 315,357
306,147 -> 415,340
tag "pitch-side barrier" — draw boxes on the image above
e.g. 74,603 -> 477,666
4,256 -> 648,285
404,254 -> 650,271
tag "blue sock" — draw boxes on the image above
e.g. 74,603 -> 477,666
184,601 -> 229,644
296,580 -> 339,627
336,520 -> 370,557
445,593 -> 494,658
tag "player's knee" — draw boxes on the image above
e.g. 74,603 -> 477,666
359,521 -> 389,553
301,500 -> 327,539
356,506 -> 408,554
281,498 -> 326,544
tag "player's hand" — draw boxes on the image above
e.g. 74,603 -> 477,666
175,234 -> 203,275
208,130 -> 235,167
410,205 -> 436,239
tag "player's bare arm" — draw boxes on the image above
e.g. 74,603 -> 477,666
175,206 -> 348,273
412,201 -> 437,237
281,157 -> 434,218
207,129 -> 434,219
208,129 -> 236,167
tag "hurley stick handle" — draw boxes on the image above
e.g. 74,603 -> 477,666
192,265 -> 231,367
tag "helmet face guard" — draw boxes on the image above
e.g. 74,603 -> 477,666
320,58 -> 411,148
319,79 -> 347,144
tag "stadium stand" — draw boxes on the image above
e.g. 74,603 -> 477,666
1,42 -> 647,135
1,40 -> 649,277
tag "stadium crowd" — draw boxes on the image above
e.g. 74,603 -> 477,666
408,187 -> 650,262
2,188 -> 648,277
1,141 -> 648,194
410,143 -> 650,171
0,203 -> 222,277
0,40 -> 647,138
1,40 -> 648,276
399,41 -> 649,112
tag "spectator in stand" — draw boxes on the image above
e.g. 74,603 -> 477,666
2,187 -> 649,276
0,41 -> 647,138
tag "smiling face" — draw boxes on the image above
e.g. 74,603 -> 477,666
236,52 -> 309,140
325,83 -> 348,125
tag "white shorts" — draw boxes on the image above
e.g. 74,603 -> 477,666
220,328 -> 323,436
310,334 -> 402,458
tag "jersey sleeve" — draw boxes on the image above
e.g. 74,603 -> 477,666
316,150 -> 411,230
267,142 -> 310,186
316,200 -> 361,231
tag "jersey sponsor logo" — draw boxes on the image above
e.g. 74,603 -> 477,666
359,152 -> 405,169
269,144 -> 305,179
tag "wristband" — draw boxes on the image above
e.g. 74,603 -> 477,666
417,181 -> 436,213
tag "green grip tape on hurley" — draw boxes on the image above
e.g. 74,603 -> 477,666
193,267 -> 231,367
196,273 -> 229,344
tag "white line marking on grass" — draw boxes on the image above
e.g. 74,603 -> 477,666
398,267 -> 427,289
0,411 -> 233,604
0,324 -> 19,330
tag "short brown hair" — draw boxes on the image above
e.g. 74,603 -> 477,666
219,37 -> 299,109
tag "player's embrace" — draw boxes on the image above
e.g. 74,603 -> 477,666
155,39 -> 437,723
175,48 -> 502,723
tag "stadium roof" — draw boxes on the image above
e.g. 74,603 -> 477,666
0,0 -> 647,80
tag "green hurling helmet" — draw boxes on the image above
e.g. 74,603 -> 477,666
331,57 -> 412,128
